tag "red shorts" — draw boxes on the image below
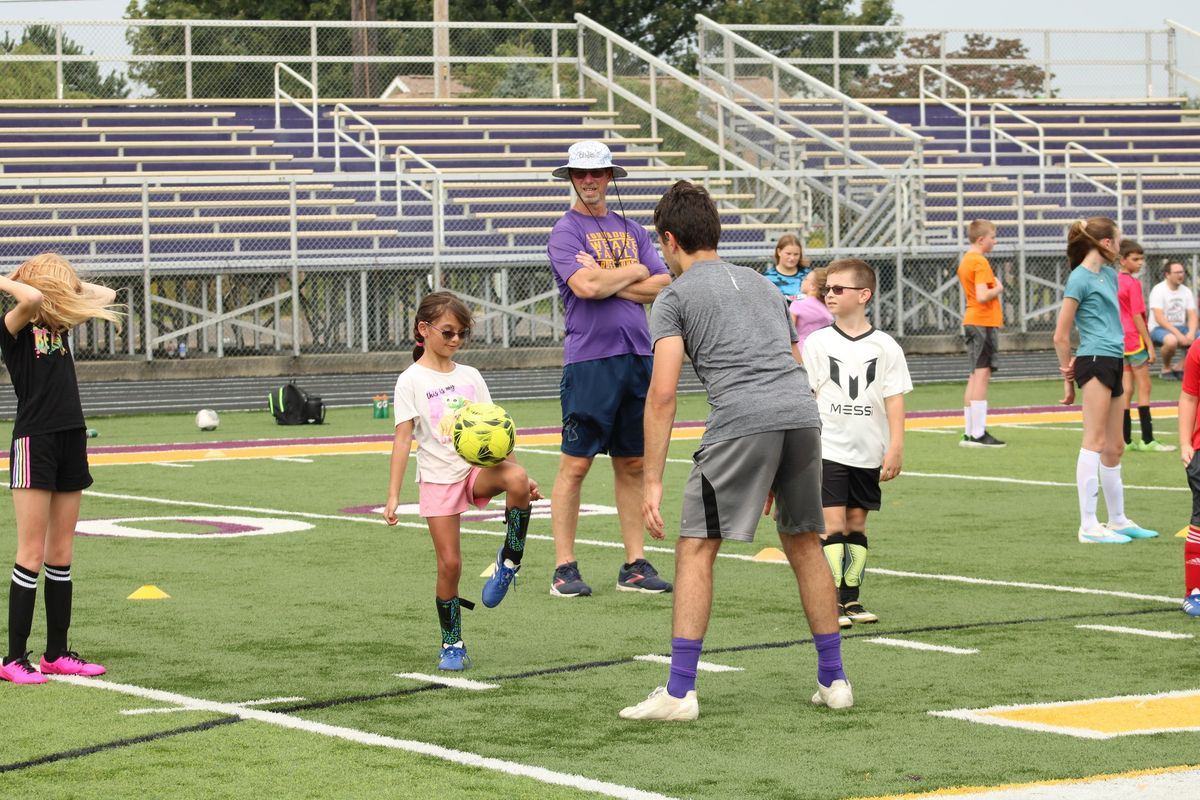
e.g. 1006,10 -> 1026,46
418,466 -> 490,517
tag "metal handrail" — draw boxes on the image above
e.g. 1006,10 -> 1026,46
989,102 -> 1045,192
1166,19 -> 1200,95
1064,142 -> 1122,228
394,148 -> 444,275
331,103 -> 382,199
694,15 -> 923,170
919,65 -> 972,141
573,14 -> 798,213
274,63 -> 318,158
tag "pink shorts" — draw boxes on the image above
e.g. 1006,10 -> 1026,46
418,466 -> 490,517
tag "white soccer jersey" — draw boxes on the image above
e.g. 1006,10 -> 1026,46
802,325 -> 912,469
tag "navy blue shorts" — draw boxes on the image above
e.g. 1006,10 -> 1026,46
560,354 -> 652,458
10,428 -> 93,492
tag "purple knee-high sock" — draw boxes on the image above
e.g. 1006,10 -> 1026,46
666,637 -> 702,698
813,632 -> 846,687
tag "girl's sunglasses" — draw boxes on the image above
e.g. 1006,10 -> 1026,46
422,321 -> 471,341
821,285 -> 867,297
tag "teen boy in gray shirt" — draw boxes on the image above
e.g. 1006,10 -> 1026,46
619,180 -> 851,722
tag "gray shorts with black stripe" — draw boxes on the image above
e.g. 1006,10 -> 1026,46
679,428 -> 825,542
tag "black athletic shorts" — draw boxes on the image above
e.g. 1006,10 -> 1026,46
1187,452 -> 1200,527
1074,354 -> 1124,398
9,428 -> 93,491
821,459 -> 882,511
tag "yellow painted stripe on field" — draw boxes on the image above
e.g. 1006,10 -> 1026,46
850,763 -> 1200,799
987,692 -> 1200,735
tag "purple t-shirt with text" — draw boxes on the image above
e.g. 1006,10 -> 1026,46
547,209 -> 669,365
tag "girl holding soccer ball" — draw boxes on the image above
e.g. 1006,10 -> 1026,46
383,291 -> 540,671
0,253 -> 122,684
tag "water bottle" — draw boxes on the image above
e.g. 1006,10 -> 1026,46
177,340 -> 187,358
85,429 -> 99,438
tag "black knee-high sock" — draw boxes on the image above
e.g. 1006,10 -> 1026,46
7,564 -> 39,663
1138,405 -> 1155,444
43,563 -> 72,660
841,532 -> 869,606
436,596 -> 462,646
1123,409 -> 1132,445
501,506 -> 531,565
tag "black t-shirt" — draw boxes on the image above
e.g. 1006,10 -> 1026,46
0,319 -> 85,438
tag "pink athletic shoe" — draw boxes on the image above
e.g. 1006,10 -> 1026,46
0,653 -> 48,685
40,650 -> 106,677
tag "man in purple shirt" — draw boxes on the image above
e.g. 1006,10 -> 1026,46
546,141 -> 673,597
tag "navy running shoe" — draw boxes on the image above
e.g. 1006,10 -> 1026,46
617,559 -> 673,593
550,561 -> 592,597
482,547 -> 519,608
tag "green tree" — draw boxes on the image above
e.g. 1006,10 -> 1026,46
0,25 -> 130,99
855,32 -> 1052,98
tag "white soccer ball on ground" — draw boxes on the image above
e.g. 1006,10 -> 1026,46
195,409 -> 220,431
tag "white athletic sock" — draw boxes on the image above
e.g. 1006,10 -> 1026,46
1076,448 -> 1101,529
971,400 -> 988,438
963,406 -> 973,436
1099,462 -> 1128,527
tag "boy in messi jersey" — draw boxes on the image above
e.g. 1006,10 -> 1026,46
802,259 -> 912,627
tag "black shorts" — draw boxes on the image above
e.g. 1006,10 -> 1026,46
1074,355 -> 1124,398
964,325 -> 1000,371
10,429 -> 93,491
821,459 -> 882,511
1187,452 -> 1200,527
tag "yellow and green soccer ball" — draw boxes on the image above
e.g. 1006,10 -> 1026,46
451,402 -> 516,467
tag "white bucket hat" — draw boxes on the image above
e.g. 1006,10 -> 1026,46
551,140 -> 628,180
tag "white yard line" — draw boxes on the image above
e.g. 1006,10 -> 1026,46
1074,624 -> 1193,640
903,471 -> 1187,493
54,675 -> 678,800
865,637 -> 979,655
156,462 -> 194,469
120,695 -> 306,716
271,457 -> 314,463
393,673 -> 499,690
870,567 -> 1179,605
632,654 -> 744,672
991,424 -> 1082,432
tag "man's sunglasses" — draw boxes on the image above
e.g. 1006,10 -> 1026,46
821,285 -> 867,296
422,321 -> 471,341
569,168 -> 611,179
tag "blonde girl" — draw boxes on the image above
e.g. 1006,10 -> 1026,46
383,291 -> 540,671
1053,220 -> 1158,545
0,253 -> 121,685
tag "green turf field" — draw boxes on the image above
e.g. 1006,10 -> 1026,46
0,379 -> 1196,799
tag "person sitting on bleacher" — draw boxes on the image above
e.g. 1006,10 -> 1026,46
1148,260 -> 1197,381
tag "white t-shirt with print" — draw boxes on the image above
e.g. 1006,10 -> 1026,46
801,324 -> 913,469
1148,281 -> 1197,333
393,361 -> 491,484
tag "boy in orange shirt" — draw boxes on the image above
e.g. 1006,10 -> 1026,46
957,219 -> 1005,447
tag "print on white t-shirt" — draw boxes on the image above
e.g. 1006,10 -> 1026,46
1148,281 -> 1197,333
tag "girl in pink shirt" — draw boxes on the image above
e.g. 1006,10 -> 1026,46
790,267 -> 833,355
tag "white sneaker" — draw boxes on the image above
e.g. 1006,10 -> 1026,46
619,686 -> 699,721
1078,525 -> 1131,544
811,679 -> 854,709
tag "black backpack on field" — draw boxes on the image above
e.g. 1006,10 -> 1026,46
269,382 -> 326,425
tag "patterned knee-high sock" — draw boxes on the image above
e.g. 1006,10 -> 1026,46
822,534 -> 848,600
842,532 -> 869,606
436,596 -> 462,646
7,564 -> 38,664
43,563 -> 72,661
501,506 -> 531,565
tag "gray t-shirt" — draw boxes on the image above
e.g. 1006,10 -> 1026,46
649,258 -> 821,445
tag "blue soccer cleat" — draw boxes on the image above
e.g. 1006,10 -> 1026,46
1184,590 -> 1200,618
482,547 -> 520,608
1106,520 -> 1159,540
438,643 -> 470,671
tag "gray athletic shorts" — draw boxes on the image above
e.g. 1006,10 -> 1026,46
964,325 -> 999,371
679,428 -> 825,542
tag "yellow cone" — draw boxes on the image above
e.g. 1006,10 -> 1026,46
1178,527 -> 1190,539
127,585 -> 170,600
752,547 -> 788,562
480,562 -> 497,578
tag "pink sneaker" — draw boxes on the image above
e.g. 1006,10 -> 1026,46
0,653 -> 48,685
40,650 -> 106,677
